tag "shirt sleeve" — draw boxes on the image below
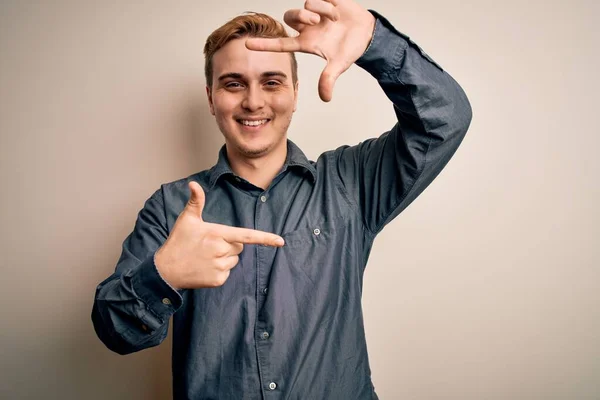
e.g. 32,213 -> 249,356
91,188 -> 183,355
332,10 -> 473,235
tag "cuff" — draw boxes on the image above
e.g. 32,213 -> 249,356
356,10 -> 443,77
130,254 -> 183,322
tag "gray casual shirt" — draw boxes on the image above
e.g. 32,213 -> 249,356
92,11 -> 472,400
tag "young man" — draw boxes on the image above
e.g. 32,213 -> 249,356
92,0 -> 472,398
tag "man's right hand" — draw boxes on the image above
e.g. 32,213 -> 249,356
154,181 -> 284,289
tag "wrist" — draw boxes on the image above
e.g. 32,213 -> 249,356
360,12 -> 377,58
154,246 -> 181,291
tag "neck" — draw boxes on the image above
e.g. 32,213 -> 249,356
227,140 -> 288,190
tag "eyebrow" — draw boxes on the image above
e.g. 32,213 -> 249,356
217,71 -> 288,82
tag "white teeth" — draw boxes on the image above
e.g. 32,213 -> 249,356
240,119 -> 268,126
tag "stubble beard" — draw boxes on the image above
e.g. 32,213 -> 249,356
228,114 -> 293,159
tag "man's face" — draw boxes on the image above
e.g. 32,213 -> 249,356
207,37 -> 298,160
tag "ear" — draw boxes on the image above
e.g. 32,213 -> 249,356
206,86 -> 215,116
293,80 -> 299,113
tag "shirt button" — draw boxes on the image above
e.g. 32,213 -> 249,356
162,298 -> 172,305
313,228 -> 321,236
260,195 -> 267,203
268,382 -> 277,390
261,331 -> 270,340
262,287 -> 268,295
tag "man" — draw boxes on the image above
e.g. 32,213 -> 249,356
92,0 -> 472,398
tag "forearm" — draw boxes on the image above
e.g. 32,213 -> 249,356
92,190 -> 182,354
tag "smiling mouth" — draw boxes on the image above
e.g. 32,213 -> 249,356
236,119 -> 270,127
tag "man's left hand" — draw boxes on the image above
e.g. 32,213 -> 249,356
246,0 -> 376,102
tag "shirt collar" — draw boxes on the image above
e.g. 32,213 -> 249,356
208,139 -> 317,189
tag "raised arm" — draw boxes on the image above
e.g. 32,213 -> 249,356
247,1 -> 472,234
334,11 -> 472,234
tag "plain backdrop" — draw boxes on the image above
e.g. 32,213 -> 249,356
1,0 -> 598,399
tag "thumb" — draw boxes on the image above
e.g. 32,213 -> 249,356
185,181 -> 205,219
318,60 -> 346,102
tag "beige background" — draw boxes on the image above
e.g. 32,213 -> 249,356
1,0 -> 599,399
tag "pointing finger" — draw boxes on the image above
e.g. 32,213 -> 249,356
217,225 -> 285,247
246,36 -> 302,53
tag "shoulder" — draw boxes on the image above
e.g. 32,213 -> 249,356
152,169 -> 212,208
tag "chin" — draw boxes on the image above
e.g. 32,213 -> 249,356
239,145 -> 271,158
227,137 -> 269,158
237,135 -> 286,159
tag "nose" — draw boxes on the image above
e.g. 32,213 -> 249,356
241,84 -> 266,112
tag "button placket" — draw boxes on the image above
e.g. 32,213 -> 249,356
255,192 -> 270,394
255,190 -> 280,396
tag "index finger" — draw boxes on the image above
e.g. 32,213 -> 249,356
218,225 -> 285,247
245,36 -> 302,53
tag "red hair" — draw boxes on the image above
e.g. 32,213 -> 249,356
203,13 -> 298,87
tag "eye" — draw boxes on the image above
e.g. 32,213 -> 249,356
225,82 -> 244,89
264,80 -> 281,87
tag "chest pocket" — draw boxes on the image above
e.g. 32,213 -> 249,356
279,219 -> 340,283
283,224 -> 330,247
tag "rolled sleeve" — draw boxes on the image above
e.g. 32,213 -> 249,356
129,254 -> 183,323
92,188 -> 182,354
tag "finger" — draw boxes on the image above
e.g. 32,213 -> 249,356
246,36 -> 302,53
318,60 -> 347,102
208,270 -> 230,288
218,255 -> 240,271
185,181 -> 205,219
227,241 -> 244,256
304,0 -> 340,22
283,8 -> 321,27
212,239 -> 237,257
289,22 -> 309,33
218,225 -> 285,247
